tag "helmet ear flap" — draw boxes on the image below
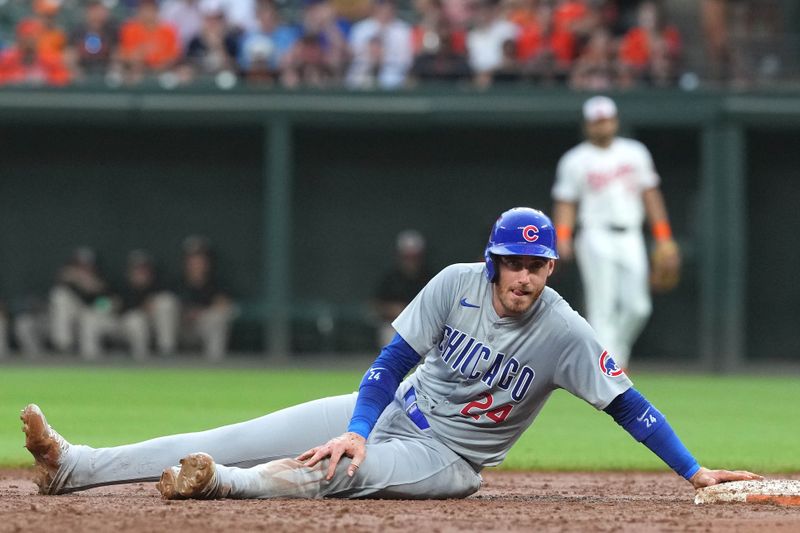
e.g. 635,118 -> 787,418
484,250 -> 496,282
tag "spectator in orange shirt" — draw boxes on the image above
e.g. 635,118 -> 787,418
553,0 -> 596,35
551,0 -> 598,64
508,0 -> 542,62
509,1 -> 571,84
618,0 -> 681,86
119,0 -> 181,83
0,19 -> 70,86
32,0 -> 68,57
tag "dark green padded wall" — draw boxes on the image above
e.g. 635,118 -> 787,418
635,128 -> 701,361
746,130 -> 800,360
0,125 -> 263,303
292,126 -> 579,303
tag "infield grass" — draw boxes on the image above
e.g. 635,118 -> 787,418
1,368 -> 797,472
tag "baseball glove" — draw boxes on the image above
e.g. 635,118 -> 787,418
650,240 -> 681,293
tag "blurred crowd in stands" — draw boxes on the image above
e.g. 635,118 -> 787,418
1,0 -> 783,91
0,236 -> 237,361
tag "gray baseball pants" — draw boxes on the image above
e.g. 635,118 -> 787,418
52,392 -> 481,499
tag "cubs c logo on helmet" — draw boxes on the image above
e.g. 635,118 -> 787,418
521,225 -> 539,243
599,351 -> 624,377
484,208 -> 559,282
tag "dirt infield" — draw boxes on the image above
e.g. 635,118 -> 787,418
2,469 -> 799,533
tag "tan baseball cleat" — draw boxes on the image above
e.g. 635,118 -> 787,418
158,452 -> 228,500
20,404 -> 71,495
155,466 -> 184,500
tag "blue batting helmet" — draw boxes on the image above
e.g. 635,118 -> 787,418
484,207 -> 559,282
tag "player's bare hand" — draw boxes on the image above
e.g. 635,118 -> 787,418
296,432 -> 367,481
689,467 -> 763,489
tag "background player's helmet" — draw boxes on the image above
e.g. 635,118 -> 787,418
484,207 -> 559,282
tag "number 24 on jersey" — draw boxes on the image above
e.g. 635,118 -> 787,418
460,393 -> 513,424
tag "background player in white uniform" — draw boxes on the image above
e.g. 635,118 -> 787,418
21,208 -> 756,501
552,96 -> 680,369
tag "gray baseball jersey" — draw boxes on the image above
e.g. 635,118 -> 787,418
394,262 -> 632,469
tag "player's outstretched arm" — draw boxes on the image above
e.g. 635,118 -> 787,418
689,467 -> 762,489
604,388 -> 763,487
297,432 -> 366,480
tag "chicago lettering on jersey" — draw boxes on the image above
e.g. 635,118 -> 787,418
437,325 -> 535,402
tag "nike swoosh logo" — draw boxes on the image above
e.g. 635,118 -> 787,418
636,407 -> 651,422
460,297 -> 480,309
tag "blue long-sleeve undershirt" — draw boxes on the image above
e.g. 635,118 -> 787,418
347,333 -> 421,439
604,388 -> 701,480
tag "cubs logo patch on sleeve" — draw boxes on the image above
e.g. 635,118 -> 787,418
599,351 -> 624,377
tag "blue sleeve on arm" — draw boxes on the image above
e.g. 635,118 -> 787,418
604,388 -> 701,480
346,333 -> 421,439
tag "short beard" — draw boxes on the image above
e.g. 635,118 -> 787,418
501,285 -> 544,316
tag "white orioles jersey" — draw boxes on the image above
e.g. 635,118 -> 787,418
552,137 -> 659,229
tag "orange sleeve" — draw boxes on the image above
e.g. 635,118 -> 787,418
0,52 -> 10,84
39,29 -> 67,55
554,2 -> 587,33
549,29 -> 575,65
150,25 -> 180,68
119,22 -> 141,58
516,24 -> 542,61
0,49 -> 22,84
619,28 -> 649,67
43,53 -> 71,86
552,6 -> 569,33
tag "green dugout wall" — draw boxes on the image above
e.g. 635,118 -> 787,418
0,89 -> 797,368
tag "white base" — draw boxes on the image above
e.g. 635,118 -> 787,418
695,479 -> 800,505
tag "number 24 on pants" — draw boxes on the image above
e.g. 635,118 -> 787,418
460,393 -> 513,423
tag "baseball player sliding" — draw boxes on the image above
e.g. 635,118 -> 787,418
21,208 -> 757,500
552,96 -> 681,369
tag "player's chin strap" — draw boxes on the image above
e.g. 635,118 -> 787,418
604,388 -> 700,480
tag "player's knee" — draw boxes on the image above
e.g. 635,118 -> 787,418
383,460 -> 482,500
450,463 -> 482,498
